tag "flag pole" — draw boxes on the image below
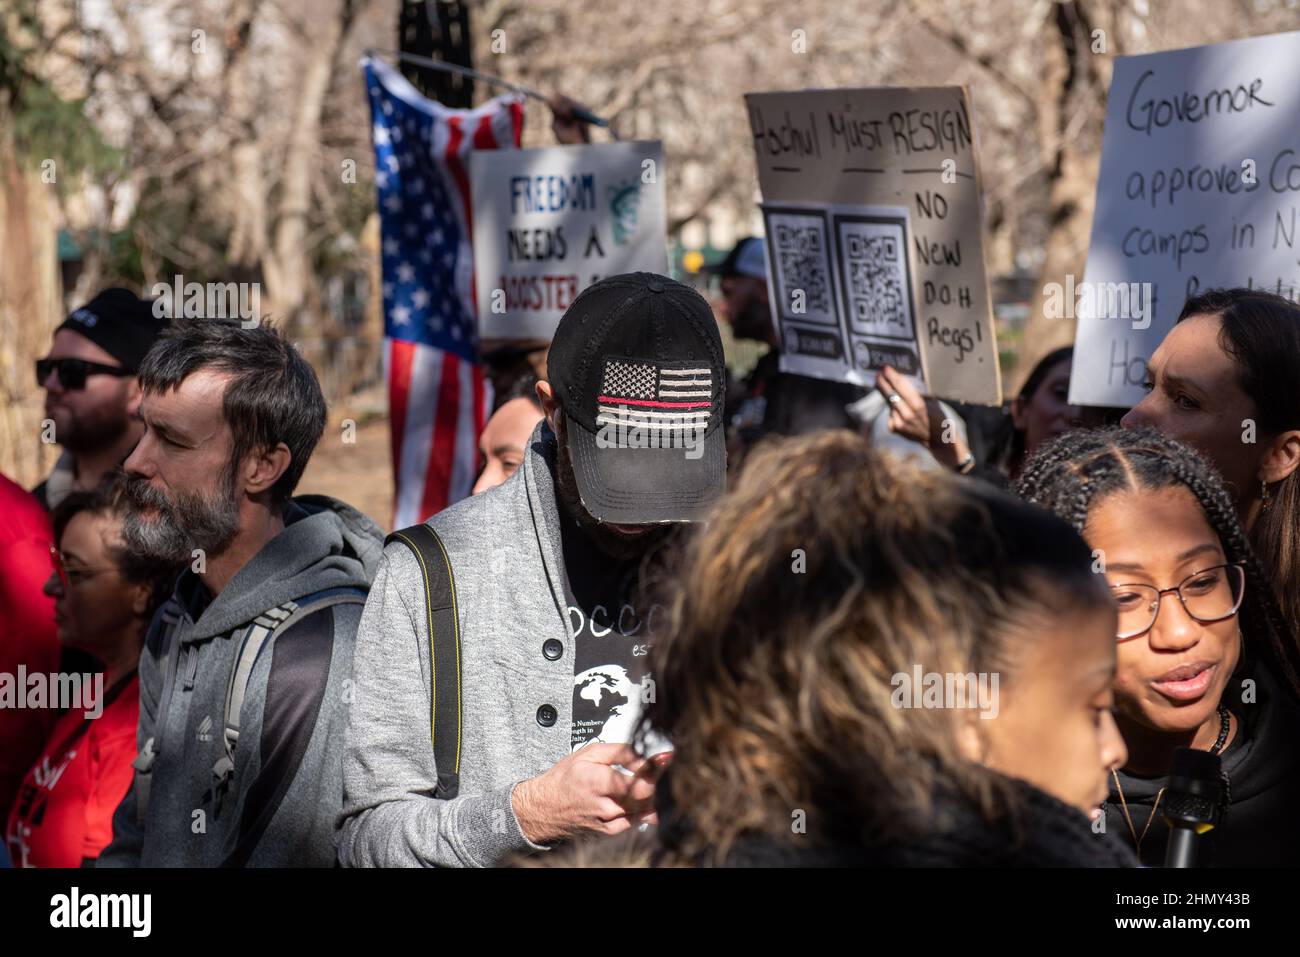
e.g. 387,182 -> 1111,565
363,47 -> 612,129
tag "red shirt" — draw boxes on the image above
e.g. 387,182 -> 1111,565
0,474 -> 60,818
5,674 -> 139,867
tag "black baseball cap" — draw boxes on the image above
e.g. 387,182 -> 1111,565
55,288 -> 167,371
547,272 -> 726,524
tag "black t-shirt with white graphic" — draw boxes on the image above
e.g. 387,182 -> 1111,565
558,514 -> 657,751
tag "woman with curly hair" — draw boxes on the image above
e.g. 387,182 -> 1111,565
1018,427 -> 1300,865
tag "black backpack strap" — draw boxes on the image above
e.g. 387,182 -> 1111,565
385,524 -> 462,799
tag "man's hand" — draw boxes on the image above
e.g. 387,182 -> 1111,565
511,743 -> 658,845
549,93 -> 593,145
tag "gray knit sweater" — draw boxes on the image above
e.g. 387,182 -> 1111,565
337,423 -> 575,867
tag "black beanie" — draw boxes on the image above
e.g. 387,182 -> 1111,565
56,288 -> 169,372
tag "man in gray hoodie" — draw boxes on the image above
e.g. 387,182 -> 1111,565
97,316 -> 383,867
339,273 -> 727,867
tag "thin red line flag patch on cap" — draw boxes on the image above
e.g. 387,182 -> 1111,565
597,359 -> 713,433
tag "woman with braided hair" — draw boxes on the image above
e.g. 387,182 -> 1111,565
1122,288 -> 1300,635
1018,426 -> 1300,866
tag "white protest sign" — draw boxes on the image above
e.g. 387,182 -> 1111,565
471,141 -> 668,339
746,88 -> 1000,405
1072,31 -> 1300,407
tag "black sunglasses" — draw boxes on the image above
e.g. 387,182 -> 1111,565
35,357 -> 134,391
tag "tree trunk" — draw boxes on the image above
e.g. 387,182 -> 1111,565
0,104 -> 63,487
223,0 -> 268,280
268,2 -> 345,335
1009,0 -> 1107,395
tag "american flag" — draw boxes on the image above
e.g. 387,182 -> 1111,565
596,360 -> 714,433
362,57 -> 523,528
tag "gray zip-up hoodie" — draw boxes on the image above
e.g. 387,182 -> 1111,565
337,423 -> 574,867
97,495 -> 383,867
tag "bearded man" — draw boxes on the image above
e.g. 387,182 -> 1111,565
33,289 -> 167,510
97,316 -> 383,867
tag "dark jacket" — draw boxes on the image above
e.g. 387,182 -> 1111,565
733,351 -> 864,441
710,779 -> 1135,868
532,772 -> 1137,868
1102,661 -> 1300,867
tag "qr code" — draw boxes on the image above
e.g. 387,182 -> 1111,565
846,233 -> 907,330
774,223 -> 832,317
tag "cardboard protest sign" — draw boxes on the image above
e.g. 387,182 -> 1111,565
471,141 -> 668,340
1071,31 -> 1300,407
746,88 -> 1000,405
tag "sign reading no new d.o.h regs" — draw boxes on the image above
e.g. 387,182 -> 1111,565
1072,31 -> 1300,408
746,87 -> 1000,406
470,141 -> 668,340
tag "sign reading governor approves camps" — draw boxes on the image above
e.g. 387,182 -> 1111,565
471,141 -> 668,340
746,87 -> 1000,406
1072,31 -> 1300,407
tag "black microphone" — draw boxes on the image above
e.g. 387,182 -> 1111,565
1162,747 -> 1224,869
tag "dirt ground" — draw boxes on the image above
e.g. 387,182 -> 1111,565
297,406 -> 395,533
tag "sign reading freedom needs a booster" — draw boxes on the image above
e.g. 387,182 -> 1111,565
471,141 -> 668,340
1072,30 -> 1300,407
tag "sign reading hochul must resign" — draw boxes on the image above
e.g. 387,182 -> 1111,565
1071,31 -> 1300,408
471,141 -> 668,340
746,88 -> 1000,406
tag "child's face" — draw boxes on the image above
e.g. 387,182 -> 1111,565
975,594 -> 1127,817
